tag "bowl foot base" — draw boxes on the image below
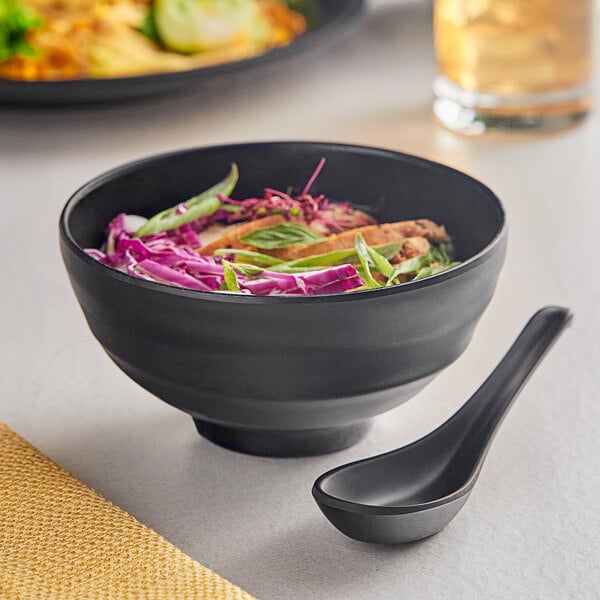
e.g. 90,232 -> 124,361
192,419 -> 371,457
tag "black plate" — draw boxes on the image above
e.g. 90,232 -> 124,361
0,0 -> 363,105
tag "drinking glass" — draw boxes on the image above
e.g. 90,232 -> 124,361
433,0 -> 594,135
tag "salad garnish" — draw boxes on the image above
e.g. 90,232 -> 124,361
86,160 -> 459,296
238,223 -> 326,249
134,163 -> 238,237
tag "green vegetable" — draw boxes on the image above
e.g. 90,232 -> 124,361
0,0 -> 43,60
218,234 -> 458,287
135,164 -> 238,237
430,242 -> 455,265
386,242 -> 458,285
226,261 -> 264,276
154,0 -> 270,54
222,260 -> 240,292
239,222 -> 326,250
413,262 -> 460,280
365,244 -> 394,278
354,233 -> 382,289
270,241 -> 404,271
386,253 -> 431,282
213,248 -> 284,266
221,204 -> 242,213
267,265 -> 326,273
138,9 -> 162,45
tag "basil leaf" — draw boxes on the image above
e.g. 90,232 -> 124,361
135,164 -> 238,237
239,223 -> 326,250
213,249 -> 284,266
354,233 -> 382,289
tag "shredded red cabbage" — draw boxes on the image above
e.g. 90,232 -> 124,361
86,214 -> 364,296
85,161 -> 368,296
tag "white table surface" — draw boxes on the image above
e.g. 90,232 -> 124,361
1,1 -> 599,598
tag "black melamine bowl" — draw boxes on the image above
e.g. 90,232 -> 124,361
60,142 -> 506,457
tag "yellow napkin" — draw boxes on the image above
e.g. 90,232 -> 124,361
0,422 -> 257,600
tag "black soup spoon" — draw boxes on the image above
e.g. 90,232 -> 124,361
312,306 -> 572,544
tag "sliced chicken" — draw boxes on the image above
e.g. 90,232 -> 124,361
198,223 -> 244,247
267,219 -> 448,261
198,215 -> 287,255
400,236 -> 431,260
198,208 -> 376,254
197,208 -> 447,267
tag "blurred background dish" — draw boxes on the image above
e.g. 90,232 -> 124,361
0,0 -> 363,104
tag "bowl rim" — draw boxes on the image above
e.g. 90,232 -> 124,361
59,141 -> 507,304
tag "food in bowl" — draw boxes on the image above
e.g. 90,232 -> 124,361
60,142 -> 506,457
0,0 -> 306,80
86,160 -> 459,296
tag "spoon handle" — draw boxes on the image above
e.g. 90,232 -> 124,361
449,306 -> 572,463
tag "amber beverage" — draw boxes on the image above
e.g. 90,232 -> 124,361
433,0 -> 594,135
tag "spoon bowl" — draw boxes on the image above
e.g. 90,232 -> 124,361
313,306 -> 572,544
